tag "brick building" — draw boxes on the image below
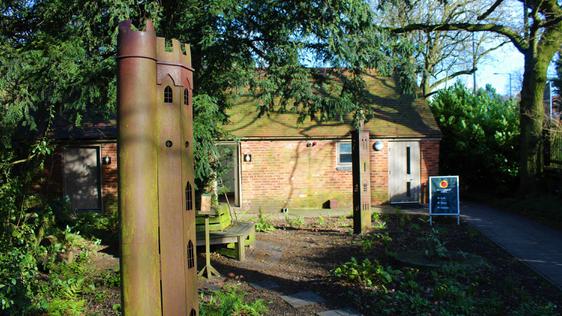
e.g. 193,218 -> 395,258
53,72 -> 441,213
218,73 -> 441,210
52,121 -> 119,213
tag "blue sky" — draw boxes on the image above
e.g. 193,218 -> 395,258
457,43 -> 558,97
462,43 -> 525,96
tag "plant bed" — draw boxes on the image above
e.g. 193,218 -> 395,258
79,213 -> 562,315
210,214 -> 562,315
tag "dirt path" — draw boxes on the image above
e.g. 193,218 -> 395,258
202,219 -> 362,315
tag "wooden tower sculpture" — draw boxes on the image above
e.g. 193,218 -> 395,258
117,20 -> 198,315
352,128 -> 372,234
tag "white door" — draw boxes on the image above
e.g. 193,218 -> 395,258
388,141 -> 420,203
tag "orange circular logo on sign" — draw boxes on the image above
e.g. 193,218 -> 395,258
439,180 -> 449,188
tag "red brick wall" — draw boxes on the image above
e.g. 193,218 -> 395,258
370,139 -> 389,204
420,139 -> 440,203
240,140 -> 353,210
240,138 -> 440,210
52,138 -> 440,212
100,143 -> 119,213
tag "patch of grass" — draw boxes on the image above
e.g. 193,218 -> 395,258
200,284 -> 268,316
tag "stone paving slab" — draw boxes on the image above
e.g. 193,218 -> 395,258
281,291 -> 325,308
254,240 -> 284,263
248,279 -> 280,291
317,308 -> 363,316
462,202 -> 562,290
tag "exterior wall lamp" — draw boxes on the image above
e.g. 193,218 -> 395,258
373,141 -> 384,151
243,154 -> 252,162
102,156 -> 112,165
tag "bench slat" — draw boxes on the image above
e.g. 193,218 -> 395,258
195,222 -> 255,247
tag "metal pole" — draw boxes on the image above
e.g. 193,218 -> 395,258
509,73 -> 512,98
472,32 -> 477,93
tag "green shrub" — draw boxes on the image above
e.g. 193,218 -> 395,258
511,301 -> 558,316
46,298 -> 86,316
200,284 -> 268,316
430,83 -> 519,194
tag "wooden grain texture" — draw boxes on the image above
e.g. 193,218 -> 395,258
157,81 -> 187,316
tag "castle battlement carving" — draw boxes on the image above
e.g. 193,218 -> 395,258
156,37 -> 192,69
117,20 -> 156,60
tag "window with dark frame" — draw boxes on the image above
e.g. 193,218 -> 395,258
337,142 -> 352,166
187,240 -> 194,269
406,146 -> 411,175
190,309 -> 196,316
183,88 -> 189,105
164,86 -> 173,103
185,181 -> 193,211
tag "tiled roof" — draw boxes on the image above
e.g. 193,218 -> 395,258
54,119 -> 117,141
224,71 -> 441,139
54,71 -> 441,141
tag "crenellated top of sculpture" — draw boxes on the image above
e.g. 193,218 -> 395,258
156,38 -> 192,70
118,20 -> 156,60
117,20 -> 192,70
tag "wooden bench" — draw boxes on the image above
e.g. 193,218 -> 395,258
196,221 -> 255,261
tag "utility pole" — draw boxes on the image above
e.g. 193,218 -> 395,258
472,32 -> 477,93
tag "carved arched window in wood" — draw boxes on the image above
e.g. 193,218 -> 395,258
187,240 -> 194,269
190,308 -> 196,316
164,86 -> 173,103
185,181 -> 193,211
184,88 -> 189,105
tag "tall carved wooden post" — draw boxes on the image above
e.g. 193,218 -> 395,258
352,129 -> 372,234
117,20 -> 161,315
118,20 -> 198,316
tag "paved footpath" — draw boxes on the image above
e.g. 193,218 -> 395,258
462,202 -> 562,290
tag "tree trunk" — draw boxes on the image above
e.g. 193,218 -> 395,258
518,25 -> 562,193
421,71 -> 431,98
518,52 -> 546,192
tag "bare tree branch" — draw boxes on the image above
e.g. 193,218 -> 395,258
476,40 -> 510,61
430,67 -> 478,90
477,0 -> 505,20
391,23 -> 528,53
